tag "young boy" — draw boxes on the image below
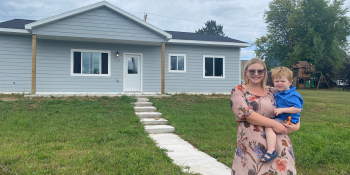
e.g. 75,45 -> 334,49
261,67 -> 304,163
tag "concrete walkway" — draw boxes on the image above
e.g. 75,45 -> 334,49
149,134 -> 232,175
134,98 -> 232,175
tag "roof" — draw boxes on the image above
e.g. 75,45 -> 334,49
165,31 -> 247,43
297,61 -> 310,67
0,19 -> 36,29
291,61 -> 311,68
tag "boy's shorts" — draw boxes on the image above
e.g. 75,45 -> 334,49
273,118 -> 284,123
273,116 -> 292,124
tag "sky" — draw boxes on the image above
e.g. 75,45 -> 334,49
1,0 -> 349,60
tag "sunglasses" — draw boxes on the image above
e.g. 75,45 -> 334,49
247,69 -> 265,75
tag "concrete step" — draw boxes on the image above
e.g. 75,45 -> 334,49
137,98 -> 149,102
140,118 -> 168,125
134,106 -> 157,112
135,112 -> 162,118
145,125 -> 175,134
132,102 -> 153,107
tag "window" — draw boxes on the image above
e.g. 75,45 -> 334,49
128,57 -> 138,74
203,55 -> 225,78
169,54 -> 186,72
71,50 -> 110,76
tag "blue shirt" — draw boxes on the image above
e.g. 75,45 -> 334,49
274,86 -> 303,124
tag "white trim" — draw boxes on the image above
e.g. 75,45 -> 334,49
123,53 -> 143,93
70,49 -> 111,76
0,92 -> 31,94
166,92 -> 231,95
18,91 -> 231,96
0,28 -> 31,34
168,54 -> 186,73
24,1 -> 171,39
33,92 -> 124,95
167,39 -> 250,47
203,55 -> 225,79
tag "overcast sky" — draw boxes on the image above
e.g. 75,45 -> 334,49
1,0 -> 349,60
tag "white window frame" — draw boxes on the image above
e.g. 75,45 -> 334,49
70,49 -> 111,76
203,55 -> 225,78
168,54 -> 186,73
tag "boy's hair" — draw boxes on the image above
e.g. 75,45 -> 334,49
271,67 -> 293,82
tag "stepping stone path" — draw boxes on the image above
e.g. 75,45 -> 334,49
133,98 -> 232,175
133,98 -> 175,134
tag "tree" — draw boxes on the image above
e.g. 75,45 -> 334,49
339,53 -> 350,89
253,0 -> 350,80
196,20 -> 225,36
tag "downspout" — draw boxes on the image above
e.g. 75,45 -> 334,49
31,35 -> 37,94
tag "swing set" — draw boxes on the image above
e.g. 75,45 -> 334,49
290,61 -> 330,90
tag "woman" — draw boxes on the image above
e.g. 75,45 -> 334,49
230,58 -> 300,175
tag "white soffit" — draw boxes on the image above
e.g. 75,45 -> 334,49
167,39 -> 250,48
24,1 -> 172,39
0,28 -> 30,35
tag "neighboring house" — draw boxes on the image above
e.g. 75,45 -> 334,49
0,1 -> 249,95
240,60 -> 249,81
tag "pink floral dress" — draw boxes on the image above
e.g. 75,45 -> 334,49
230,85 -> 296,175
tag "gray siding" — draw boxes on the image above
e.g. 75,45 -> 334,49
0,34 -> 32,93
165,44 -> 240,92
35,39 -> 161,93
33,7 -> 166,43
0,34 -> 239,94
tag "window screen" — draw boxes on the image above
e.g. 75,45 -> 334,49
101,53 -> 108,74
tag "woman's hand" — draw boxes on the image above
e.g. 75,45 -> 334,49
272,122 -> 288,134
283,122 -> 300,133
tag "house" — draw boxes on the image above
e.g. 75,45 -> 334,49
0,1 -> 249,95
240,60 -> 249,81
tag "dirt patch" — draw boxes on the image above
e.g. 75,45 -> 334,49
0,97 -> 18,101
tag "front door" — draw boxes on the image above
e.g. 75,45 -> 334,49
124,54 -> 141,92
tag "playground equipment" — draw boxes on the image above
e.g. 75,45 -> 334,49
290,61 -> 331,90
290,61 -> 318,89
316,71 -> 331,90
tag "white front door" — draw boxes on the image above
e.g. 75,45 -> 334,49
124,54 -> 141,92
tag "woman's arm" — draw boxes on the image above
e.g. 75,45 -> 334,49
246,111 -> 287,134
283,122 -> 300,133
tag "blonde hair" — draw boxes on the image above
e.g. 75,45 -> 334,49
243,58 -> 269,89
271,67 -> 293,82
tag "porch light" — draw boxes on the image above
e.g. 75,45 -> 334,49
115,52 -> 119,57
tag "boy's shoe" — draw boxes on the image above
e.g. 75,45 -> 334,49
261,150 -> 279,163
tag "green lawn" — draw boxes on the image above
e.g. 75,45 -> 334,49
0,94 -> 195,175
150,89 -> 350,175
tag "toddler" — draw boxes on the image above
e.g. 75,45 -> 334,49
261,67 -> 304,163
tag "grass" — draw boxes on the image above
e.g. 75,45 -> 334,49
0,94 -> 195,174
149,89 -> 350,175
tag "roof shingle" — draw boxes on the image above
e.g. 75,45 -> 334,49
0,19 -> 36,29
165,30 -> 247,43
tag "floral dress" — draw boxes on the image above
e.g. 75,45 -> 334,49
230,85 -> 296,175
